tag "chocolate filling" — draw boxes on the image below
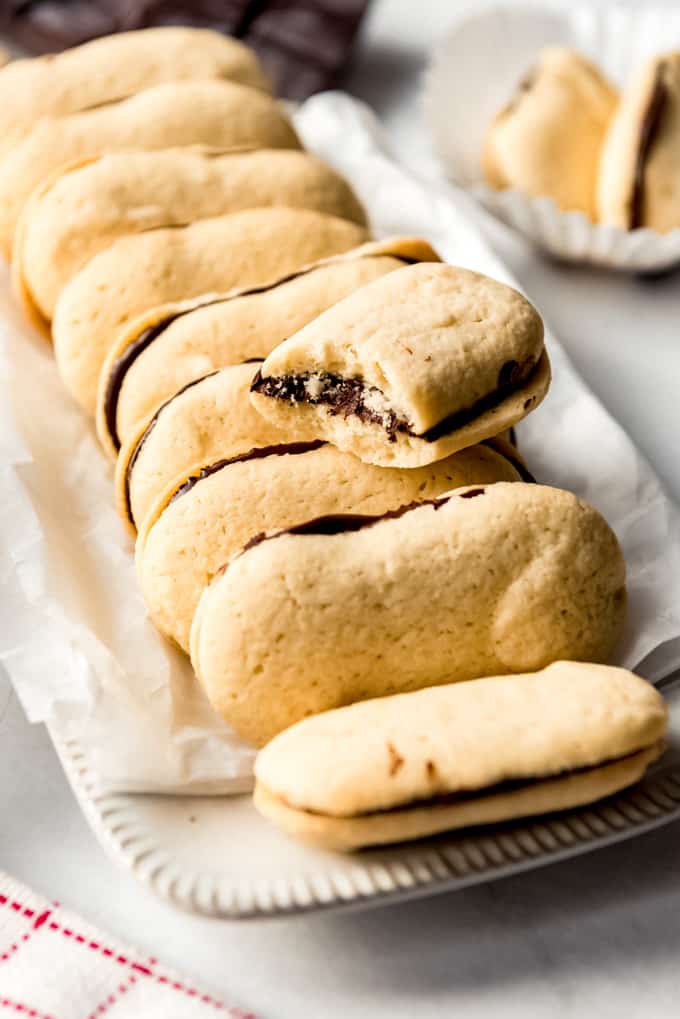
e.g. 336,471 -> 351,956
102,253 -> 418,451
481,439 -> 536,484
103,318 -> 175,453
251,357 -> 539,444
630,64 -> 668,229
166,440 -> 326,507
281,748 -> 651,820
235,495 -> 453,560
122,367 -> 226,527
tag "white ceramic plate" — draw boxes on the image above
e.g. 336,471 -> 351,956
424,4 -> 680,271
48,686 -> 680,920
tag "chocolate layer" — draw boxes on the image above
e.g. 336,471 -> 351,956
122,367 -> 225,528
166,440 -> 325,507
284,748 -> 650,820
103,318 -> 173,453
102,253 -> 418,451
481,438 -> 536,484
631,63 -> 668,229
236,495 -> 453,559
251,357 -> 539,444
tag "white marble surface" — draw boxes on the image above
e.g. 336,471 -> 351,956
2,2 -> 680,1015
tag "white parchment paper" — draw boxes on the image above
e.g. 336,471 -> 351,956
2,92 -> 680,794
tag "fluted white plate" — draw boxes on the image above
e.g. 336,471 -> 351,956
48,692 -> 680,920
424,4 -> 680,271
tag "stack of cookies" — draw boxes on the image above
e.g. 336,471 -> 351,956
3,28 -> 667,851
483,46 -> 680,232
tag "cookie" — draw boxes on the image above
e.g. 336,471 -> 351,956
483,48 -> 617,218
52,208 -> 368,417
254,662 -> 666,850
0,79 -> 300,258
14,148 -> 367,327
190,483 -> 626,746
0,27 -> 269,160
598,52 -> 680,232
117,362 -> 287,534
137,444 -> 524,653
119,363 -> 523,537
96,238 -> 439,456
250,262 -> 549,468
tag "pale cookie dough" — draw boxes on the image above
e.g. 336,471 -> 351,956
14,148 -> 367,324
598,51 -> 680,232
250,262 -> 549,468
53,208 -> 368,416
191,483 -> 626,746
0,28 -> 269,159
137,444 -> 523,653
96,238 -> 439,456
254,662 -> 666,850
0,79 -> 300,258
483,47 -> 617,218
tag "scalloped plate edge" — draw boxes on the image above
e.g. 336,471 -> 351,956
48,724 -> 680,921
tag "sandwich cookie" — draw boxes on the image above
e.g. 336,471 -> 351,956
117,362 -> 291,534
53,208 -> 369,416
250,262 -> 549,468
96,238 -> 439,457
117,360 -> 516,536
254,663 -> 667,850
0,27 -> 269,159
137,443 -> 524,653
191,483 -> 626,746
14,148 -> 367,326
0,79 -> 300,258
483,48 -> 617,218
598,51 -> 680,232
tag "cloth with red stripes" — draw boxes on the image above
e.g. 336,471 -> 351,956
0,872 -> 254,1018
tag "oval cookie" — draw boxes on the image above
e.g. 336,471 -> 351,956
191,483 -> 626,745
254,663 -> 666,849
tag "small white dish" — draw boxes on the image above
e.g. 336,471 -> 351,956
424,4 -> 680,272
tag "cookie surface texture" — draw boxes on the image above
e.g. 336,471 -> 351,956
138,444 -> 523,652
14,148 -> 366,323
96,238 -> 439,453
53,208 -> 368,416
191,482 -> 626,745
0,27 -> 270,159
251,262 -> 549,467
253,662 -> 666,848
0,79 -> 299,257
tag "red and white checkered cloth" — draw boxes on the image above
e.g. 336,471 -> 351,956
0,872 -> 255,1018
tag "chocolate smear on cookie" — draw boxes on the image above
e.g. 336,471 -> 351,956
630,63 -> 668,229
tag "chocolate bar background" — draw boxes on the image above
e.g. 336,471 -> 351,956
0,0 -> 370,99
